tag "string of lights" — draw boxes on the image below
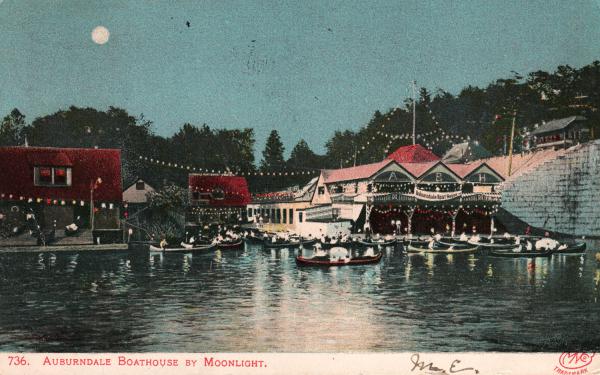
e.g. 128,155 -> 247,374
137,155 -> 320,177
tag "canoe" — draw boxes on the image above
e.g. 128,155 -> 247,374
553,241 -> 586,255
406,243 -> 479,254
215,239 -> 244,249
295,252 -> 383,266
358,239 -> 396,247
489,246 -> 553,258
468,239 -> 520,249
149,243 -> 216,253
437,237 -> 470,246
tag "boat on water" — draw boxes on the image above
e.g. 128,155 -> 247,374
488,245 -> 553,258
264,237 -> 316,248
358,238 -> 396,247
149,243 -> 216,253
437,237 -> 471,246
406,242 -> 479,254
215,239 -> 244,250
468,236 -> 520,248
243,234 -> 265,244
296,251 -> 382,266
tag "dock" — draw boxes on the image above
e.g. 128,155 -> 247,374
0,243 -> 129,254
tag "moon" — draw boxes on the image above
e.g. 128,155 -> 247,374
91,26 -> 110,45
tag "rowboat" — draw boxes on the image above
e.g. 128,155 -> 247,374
149,243 -> 216,253
295,252 -> 382,266
488,246 -> 553,258
406,242 -> 479,254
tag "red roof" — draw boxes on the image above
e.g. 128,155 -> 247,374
401,161 -> 439,178
0,146 -> 122,202
387,144 -> 440,163
322,160 -> 393,183
446,162 -> 484,178
188,174 -> 251,207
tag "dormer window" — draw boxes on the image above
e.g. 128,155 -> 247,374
34,166 -> 72,187
135,181 -> 145,190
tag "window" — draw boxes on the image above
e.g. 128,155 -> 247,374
289,209 -> 293,224
276,209 -> 281,223
34,166 -> 71,187
354,182 -> 358,193
135,181 -> 145,190
299,212 -> 303,223
211,188 -> 225,200
247,208 -> 253,217
367,184 -> 373,192
318,186 -> 325,195
283,209 -> 287,224
478,173 -> 486,183
435,173 -> 442,182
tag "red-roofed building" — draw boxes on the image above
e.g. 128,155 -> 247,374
0,147 -> 122,241
386,144 -> 441,163
188,174 -> 251,225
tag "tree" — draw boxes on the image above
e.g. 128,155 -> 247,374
0,108 -> 26,146
260,130 -> 285,171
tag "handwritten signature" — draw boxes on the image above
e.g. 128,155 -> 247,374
410,354 -> 480,374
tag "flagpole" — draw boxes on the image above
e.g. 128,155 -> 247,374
508,111 -> 517,176
412,80 -> 417,145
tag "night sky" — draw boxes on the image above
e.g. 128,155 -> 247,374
1,0 -> 599,158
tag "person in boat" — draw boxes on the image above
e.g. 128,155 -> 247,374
503,232 -> 511,239
535,232 -> 559,251
434,233 -> 442,242
364,225 -> 371,240
364,246 -> 375,257
312,243 -> 327,257
514,235 -> 521,245
159,238 -> 168,249
459,232 -> 469,242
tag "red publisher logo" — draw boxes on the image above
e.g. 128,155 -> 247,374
559,353 -> 595,370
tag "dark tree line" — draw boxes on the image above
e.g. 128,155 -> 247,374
1,60 -> 599,192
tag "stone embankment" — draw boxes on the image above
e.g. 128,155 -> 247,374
499,140 -> 600,237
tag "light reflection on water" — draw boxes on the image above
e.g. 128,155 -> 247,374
0,240 -> 599,352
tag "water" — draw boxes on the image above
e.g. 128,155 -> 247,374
0,241 -> 599,352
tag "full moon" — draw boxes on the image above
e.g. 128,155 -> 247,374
91,26 -> 110,45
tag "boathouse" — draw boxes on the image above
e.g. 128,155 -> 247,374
187,174 -> 251,226
307,144 -> 504,235
0,146 -> 123,243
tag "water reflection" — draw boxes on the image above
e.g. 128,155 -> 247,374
0,241 -> 599,352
